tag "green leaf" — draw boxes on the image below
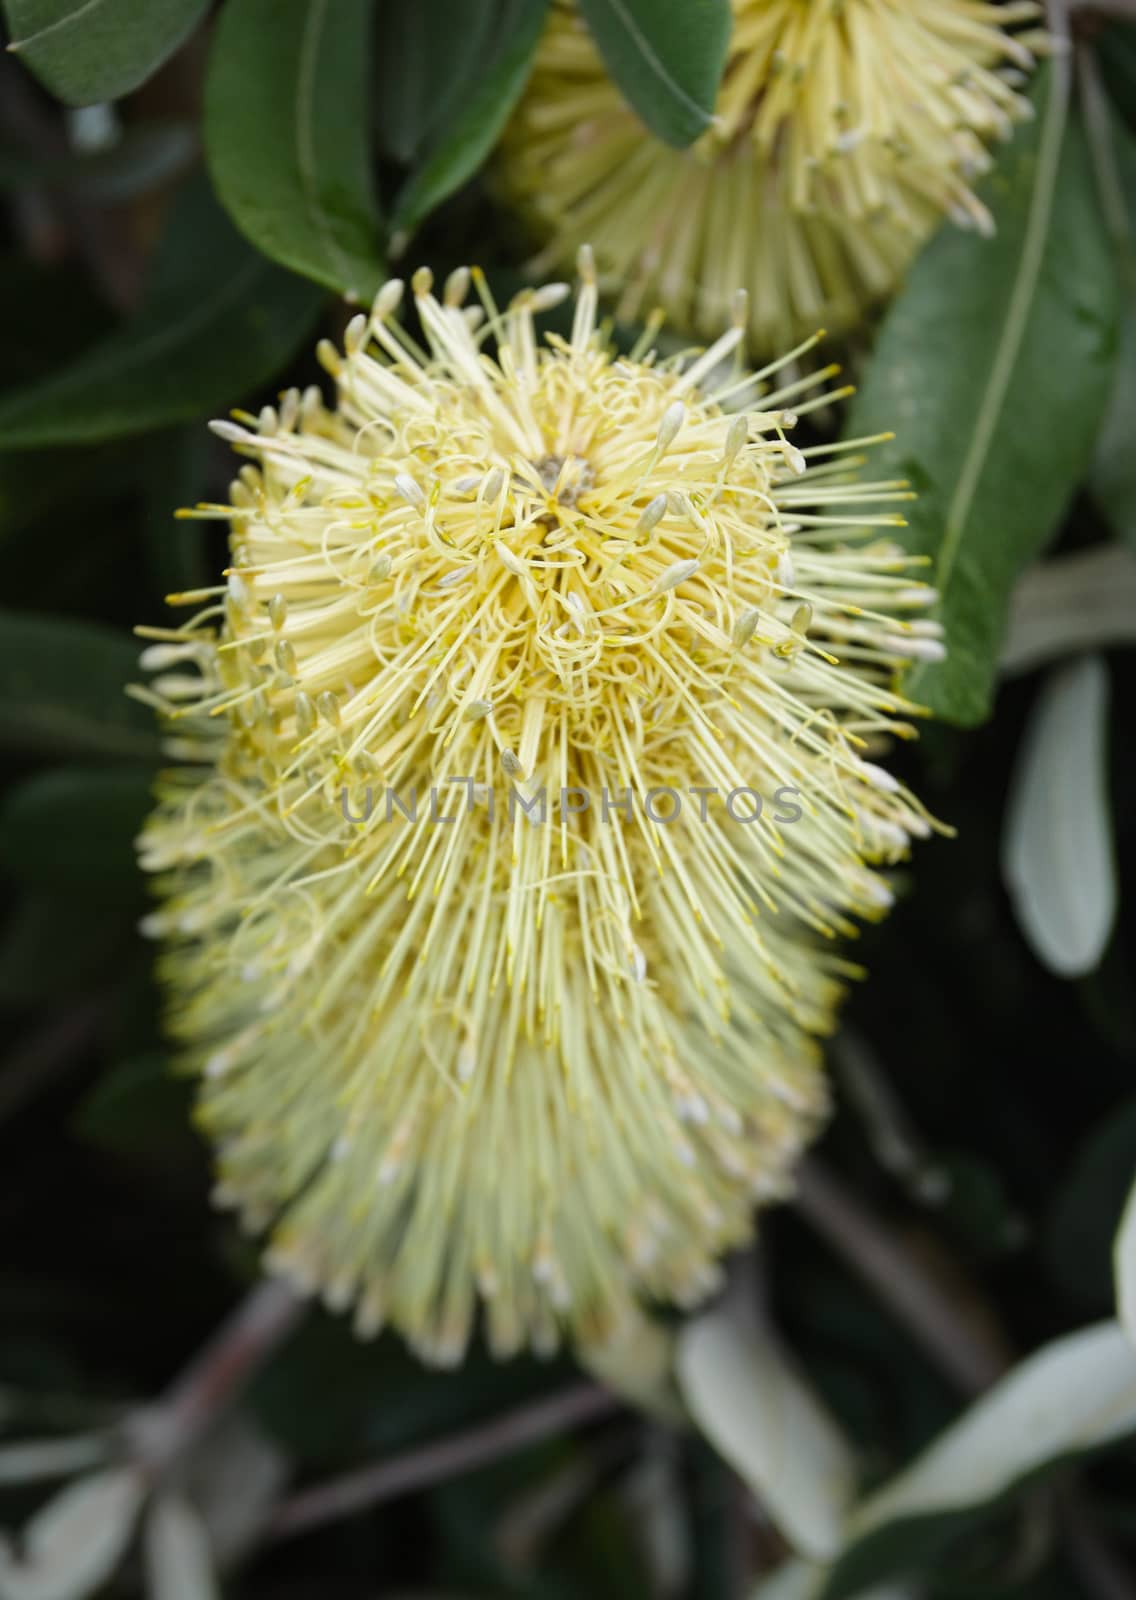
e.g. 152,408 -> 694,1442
0,610 -> 157,762
580,1308 -> 682,1424
0,1466 -> 144,1600
374,0 -> 500,167
576,0 -> 729,148
140,429 -> 211,599
143,1496 -> 219,1600
1092,309 -> 1136,552
3,0 -> 209,106
1001,656 -> 1116,979
751,1562 -> 824,1600
1116,1176 -> 1136,1351
677,1295 -> 855,1562
1088,108 -> 1136,551
1046,1097 -> 1136,1311
390,0 -> 549,239
72,1054 -> 194,1161
205,0 -> 384,302
0,1435 -> 108,1488
0,121 -> 195,203
0,174 -> 326,449
845,68 -> 1119,726
817,1323 -> 1136,1599
1098,22 -> 1136,137
0,255 -> 135,541
752,1561 -> 917,1600
0,768 -> 153,897
0,891 -> 130,1004
1001,546 -> 1136,677
250,1310 -> 574,1468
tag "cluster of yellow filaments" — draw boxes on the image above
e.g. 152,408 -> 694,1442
136,255 -> 944,1364
500,0 -> 1048,349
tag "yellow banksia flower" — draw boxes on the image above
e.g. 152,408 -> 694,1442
500,0 -> 1047,349
136,256 -> 943,1365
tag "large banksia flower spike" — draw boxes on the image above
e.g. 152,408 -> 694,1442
136,255 -> 944,1365
500,0 -> 1048,349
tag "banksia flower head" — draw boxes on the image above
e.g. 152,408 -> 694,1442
501,0 -> 1047,349
136,255 -> 942,1365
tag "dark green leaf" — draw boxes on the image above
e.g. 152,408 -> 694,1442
205,0 -> 384,301
0,254 -> 113,392
845,69 -> 1119,726
1044,1097 -> 1136,1311
1089,111 -> 1136,551
0,892 -> 130,1005
0,446 -> 137,548
1092,311 -> 1136,552
1001,546 -> 1136,676
72,1053 -> 194,1162
140,429 -> 211,599
1098,22 -> 1136,137
576,0 -> 729,148
251,1311 -> 575,1468
0,609 -> 158,761
390,0 -> 549,239
3,0 -> 210,106
374,0 -> 499,167
0,255 -> 139,540
0,767 -> 153,896
0,174 -> 326,449
933,1152 -> 1024,1264
818,1324 -> 1136,1599
0,122 -> 196,203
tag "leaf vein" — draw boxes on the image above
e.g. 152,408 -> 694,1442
936,43 -> 1071,598
594,0 -> 713,132
294,0 -> 355,293
9,0 -> 108,52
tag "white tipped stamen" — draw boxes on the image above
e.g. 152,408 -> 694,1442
655,401 -> 685,454
732,606 -> 762,648
444,266 -> 471,307
725,414 -> 748,464
373,278 -> 404,319
208,419 -> 250,444
885,635 -> 947,662
854,759 -> 901,794
395,473 -> 427,509
636,494 -> 668,535
529,282 -> 571,312
652,559 -> 699,596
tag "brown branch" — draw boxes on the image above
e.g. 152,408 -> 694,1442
794,1157 -> 1011,1395
128,1279 -> 305,1477
267,1381 -> 621,1544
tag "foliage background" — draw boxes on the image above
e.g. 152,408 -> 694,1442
1,2 -> 1136,1597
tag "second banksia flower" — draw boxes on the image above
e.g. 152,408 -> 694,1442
501,0 -> 1048,350
137,257 -> 942,1364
